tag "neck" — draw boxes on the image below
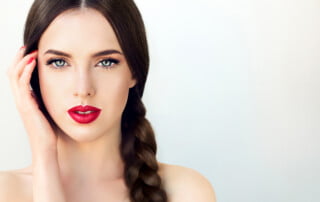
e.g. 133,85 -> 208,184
56,127 -> 124,185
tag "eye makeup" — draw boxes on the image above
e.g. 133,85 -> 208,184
96,58 -> 120,68
46,58 -> 69,69
45,57 -> 120,70
43,48 -> 123,70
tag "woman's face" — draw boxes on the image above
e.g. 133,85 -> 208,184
37,8 -> 136,142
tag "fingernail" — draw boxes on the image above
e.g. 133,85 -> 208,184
27,57 -> 34,65
20,45 -> 26,50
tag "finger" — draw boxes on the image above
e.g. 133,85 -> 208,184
19,57 -> 36,88
16,57 -> 39,113
6,46 -> 26,77
8,51 -> 38,103
8,52 -> 35,93
12,50 -> 38,81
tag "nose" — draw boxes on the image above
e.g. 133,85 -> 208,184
73,70 -> 96,98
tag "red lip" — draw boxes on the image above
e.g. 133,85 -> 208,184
67,105 -> 101,124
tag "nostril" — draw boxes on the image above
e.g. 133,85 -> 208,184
73,90 -> 94,97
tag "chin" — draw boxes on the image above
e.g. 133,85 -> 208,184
57,125 -> 106,143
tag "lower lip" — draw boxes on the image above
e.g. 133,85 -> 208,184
68,111 -> 101,124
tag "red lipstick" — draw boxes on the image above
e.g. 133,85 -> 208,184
68,105 -> 101,124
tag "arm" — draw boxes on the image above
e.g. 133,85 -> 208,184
7,46 -> 66,202
33,149 -> 66,202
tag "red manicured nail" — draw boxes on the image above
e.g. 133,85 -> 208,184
27,57 -> 34,65
20,45 -> 26,50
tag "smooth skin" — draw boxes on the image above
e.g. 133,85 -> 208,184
1,8 -> 216,202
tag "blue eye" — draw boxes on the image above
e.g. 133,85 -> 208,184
46,59 -> 68,68
97,58 -> 119,68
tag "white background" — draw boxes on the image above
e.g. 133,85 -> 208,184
1,0 -> 320,202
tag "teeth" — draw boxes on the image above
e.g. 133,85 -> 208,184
75,111 -> 94,115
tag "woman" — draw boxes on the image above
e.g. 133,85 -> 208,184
2,0 -> 216,201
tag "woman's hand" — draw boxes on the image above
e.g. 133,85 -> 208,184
6,46 -> 58,158
7,46 -> 66,202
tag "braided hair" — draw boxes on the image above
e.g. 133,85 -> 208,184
121,89 -> 167,202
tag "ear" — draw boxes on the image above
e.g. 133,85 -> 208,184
129,77 -> 137,88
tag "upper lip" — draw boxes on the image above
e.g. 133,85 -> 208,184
68,105 -> 101,112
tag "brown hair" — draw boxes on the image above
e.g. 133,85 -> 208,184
24,0 -> 168,201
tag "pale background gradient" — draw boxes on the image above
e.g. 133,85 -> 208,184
0,0 -> 319,202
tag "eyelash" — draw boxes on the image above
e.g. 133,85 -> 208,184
97,58 -> 120,68
46,58 -> 120,69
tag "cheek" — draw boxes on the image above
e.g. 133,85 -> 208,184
100,77 -> 130,112
96,67 -> 133,109
38,70 -> 66,113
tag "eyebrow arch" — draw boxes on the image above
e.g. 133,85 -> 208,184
44,49 -> 123,57
93,50 -> 123,57
44,49 -> 71,57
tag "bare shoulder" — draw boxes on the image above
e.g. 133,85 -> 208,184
158,162 -> 216,202
0,167 -> 33,202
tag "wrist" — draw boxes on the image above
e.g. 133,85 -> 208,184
32,146 -> 58,166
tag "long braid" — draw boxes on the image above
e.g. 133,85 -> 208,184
121,89 -> 168,202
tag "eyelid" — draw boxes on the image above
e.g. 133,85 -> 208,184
45,57 -> 120,68
96,58 -> 120,68
46,58 -> 69,68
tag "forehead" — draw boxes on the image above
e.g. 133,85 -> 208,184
38,8 -> 121,52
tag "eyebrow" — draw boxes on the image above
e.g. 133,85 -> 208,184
44,49 -> 123,57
